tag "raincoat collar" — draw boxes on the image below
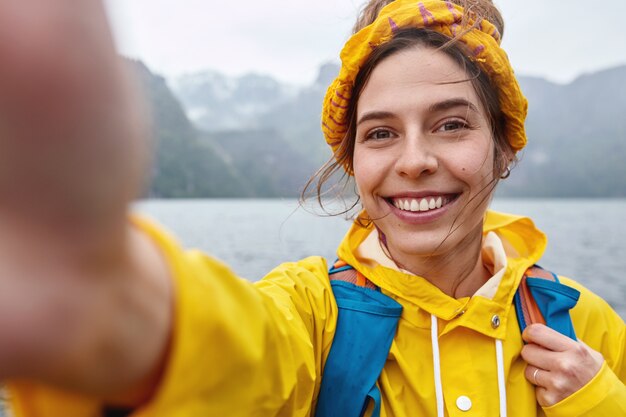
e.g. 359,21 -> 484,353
335,210 -> 547,339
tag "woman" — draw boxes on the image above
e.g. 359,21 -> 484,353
2,0 -> 625,416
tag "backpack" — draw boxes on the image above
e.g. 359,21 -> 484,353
314,261 -> 581,417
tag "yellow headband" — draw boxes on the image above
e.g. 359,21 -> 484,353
321,0 -> 528,169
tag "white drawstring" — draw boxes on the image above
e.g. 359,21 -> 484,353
495,339 -> 508,417
431,315 -> 444,417
430,314 -> 508,417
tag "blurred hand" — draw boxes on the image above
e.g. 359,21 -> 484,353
521,324 -> 604,407
0,0 -> 150,228
0,0 -> 168,404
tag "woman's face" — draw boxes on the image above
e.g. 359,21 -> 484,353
353,45 -> 496,266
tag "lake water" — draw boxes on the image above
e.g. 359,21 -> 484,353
135,198 -> 626,320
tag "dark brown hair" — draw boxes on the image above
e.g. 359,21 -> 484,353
301,0 -> 515,214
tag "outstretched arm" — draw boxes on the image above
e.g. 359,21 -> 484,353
0,0 -> 171,407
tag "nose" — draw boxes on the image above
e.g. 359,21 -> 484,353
394,134 -> 438,178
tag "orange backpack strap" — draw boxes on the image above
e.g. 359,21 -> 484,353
329,259 -> 378,290
517,266 -> 554,327
514,265 -> 580,340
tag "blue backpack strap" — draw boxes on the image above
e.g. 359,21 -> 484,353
514,265 -> 580,340
315,261 -> 402,417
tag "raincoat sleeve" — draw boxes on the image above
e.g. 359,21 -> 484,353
541,278 -> 626,417
134,217 -> 338,417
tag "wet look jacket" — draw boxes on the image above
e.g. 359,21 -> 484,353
7,211 -> 626,416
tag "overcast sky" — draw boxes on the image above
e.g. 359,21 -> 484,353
104,0 -> 626,86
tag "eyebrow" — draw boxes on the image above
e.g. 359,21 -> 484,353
356,98 -> 480,127
429,98 -> 479,114
356,111 -> 396,127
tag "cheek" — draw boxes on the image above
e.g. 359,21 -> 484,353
446,140 -> 495,183
352,146 -> 392,213
353,156 -> 372,199
352,146 -> 378,191
353,143 -> 398,176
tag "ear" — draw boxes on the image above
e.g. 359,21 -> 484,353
495,143 -> 515,179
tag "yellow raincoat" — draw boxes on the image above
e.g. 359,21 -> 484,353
7,211 -> 626,416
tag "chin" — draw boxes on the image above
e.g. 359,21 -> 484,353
383,228 -> 454,258
378,214 -> 485,265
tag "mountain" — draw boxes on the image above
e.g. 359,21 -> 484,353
172,63 -> 626,198
199,129 -> 318,198
171,71 -> 297,132
502,66 -> 626,197
131,61 -> 317,198
172,65 -> 336,167
250,63 -> 339,167
131,61 -> 252,198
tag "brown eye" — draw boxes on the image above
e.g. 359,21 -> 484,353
440,121 -> 467,131
437,118 -> 472,133
366,129 -> 393,140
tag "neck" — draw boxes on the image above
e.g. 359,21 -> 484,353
385,223 -> 490,298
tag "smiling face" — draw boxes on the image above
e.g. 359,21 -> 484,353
353,45 -> 497,272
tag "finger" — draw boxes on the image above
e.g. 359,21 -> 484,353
521,343 -> 561,370
535,386 -> 556,408
525,366 -> 563,407
522,324 -> 577,352
524,364 -> 547,386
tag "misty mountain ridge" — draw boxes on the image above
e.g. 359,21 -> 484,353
171,71 -> 299,131
138,63 -> 626,197
133,61 -> 316,198
133,62 -> 251,198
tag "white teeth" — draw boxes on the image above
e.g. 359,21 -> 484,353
393,196 -> 448,213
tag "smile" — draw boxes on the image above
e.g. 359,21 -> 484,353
389,195 -> 456,213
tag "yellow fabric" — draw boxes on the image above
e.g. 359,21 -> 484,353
5,383 -> 100,416
7,212 -> 626,416
341,211 -> 626,416
6,216 -> 338,416
354,227 -> 507,299
322,0 -> 528,170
